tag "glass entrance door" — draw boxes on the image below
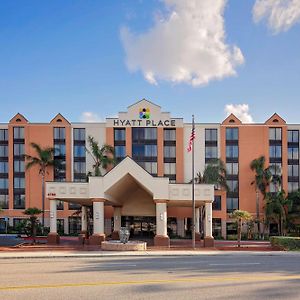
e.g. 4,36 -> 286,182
121,216 -> 156,238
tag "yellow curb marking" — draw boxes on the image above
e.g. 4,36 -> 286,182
1,275 -> 300,291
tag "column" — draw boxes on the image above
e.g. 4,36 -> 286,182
81,206 -> 88,233
221,219 -> 227,240
204,202 -> 214,247
112,206 -> 121,240
154,201 -> 170,247
47,199 -> 60,244
195,207 -> 201,241
90,199 -> 106,245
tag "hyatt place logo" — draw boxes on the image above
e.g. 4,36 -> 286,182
139,108 -> 150,119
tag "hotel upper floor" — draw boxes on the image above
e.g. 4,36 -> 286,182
1,99 -> 300,211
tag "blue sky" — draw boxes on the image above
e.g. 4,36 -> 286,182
0,0 -> 299,124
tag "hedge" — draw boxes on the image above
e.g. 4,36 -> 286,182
270,236 -> 300,250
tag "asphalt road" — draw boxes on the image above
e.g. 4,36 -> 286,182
0,253 -> 300,300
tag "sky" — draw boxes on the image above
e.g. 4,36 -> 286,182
0,0 -> 300,124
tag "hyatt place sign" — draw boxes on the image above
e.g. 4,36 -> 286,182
108,107 -> 181,128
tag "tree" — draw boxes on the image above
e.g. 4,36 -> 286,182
230,210 -> 253,247
265,190 -> 291,236
193,158 -> 228,191
250,156 -> 273,237
23,207 -> 42,244
25,143 -> 58,228
86,136 -> 115,176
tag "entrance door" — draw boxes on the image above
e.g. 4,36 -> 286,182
121,216 -> 156,238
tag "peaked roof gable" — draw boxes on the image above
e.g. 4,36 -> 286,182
127,98 -> 161,109
222,113 -> 242,125
9,113 -> 29,124
265,113 -> 286,125
50,113 -> 70,125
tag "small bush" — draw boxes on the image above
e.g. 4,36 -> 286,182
270,236 -> 300,250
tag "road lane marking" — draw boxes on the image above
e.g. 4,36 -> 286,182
0,274 -> 300,291
209,263 -> 261,266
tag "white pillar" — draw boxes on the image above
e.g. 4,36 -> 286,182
205,202 -> 213,238
93,201 -> 104,235
81,206 -> 87,232
49,200 -> 57,233
156,202 -> 167,236
195,207 -> 200,233
114,207 -> 121,232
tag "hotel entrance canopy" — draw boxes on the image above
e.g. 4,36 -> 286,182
46,156 -> 215,247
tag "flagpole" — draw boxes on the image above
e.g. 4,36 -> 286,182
192,115 -> 195,249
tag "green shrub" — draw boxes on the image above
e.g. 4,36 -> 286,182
270,236 -> 300,250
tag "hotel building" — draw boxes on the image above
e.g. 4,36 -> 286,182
0,99 -> 298,246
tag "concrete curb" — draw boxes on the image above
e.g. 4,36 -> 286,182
1,250 -> 299,259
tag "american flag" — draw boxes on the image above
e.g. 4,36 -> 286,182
187,126 -> 195,152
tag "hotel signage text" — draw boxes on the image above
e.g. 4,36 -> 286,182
113,119 -> 177,127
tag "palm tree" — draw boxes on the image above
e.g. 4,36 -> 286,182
193,159 -> 228,191
230,210 -> 253,247
250,156 -> 273,237
86,136 -> 115,176
25,143 -> 58,228
265,190 -> 291,236
23,207 -> 42,244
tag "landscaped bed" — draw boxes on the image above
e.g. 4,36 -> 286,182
270,236 -> 300,251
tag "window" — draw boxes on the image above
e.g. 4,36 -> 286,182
213,195 -> 221,210
14,161 -> 25,173
74,145 -> 86,157
269,163 -> 282,175
288,182 -> 299,193
164,163 -> 176,175
269,145 -> 282,158
226,222 -> 237,235
205,129 -> 218,141
226,128 -> 238,141
0,145 -> 8,157
205,146 -> 218,159
164,146 -> 176,158
57,200 -> 64,210
227,180 -> 238,193
68,203 -> 81,210
74,162 -> 86,174
54,144 -> 66,157
13,194 -> 25,209
132,128 -> 157,141
68,216 -> 81,234
54,127 -> 65,140
269,128 -> 282,141
14,178 -> 25,189
114,128 -> 126,141
288,130 -> 299,143
164,129 -> 176,141
14,144 -> 24,156
13,127 -> 24,139
226,163 -> 238,175
0,195 -> 8,209
0,179 -> 8,189
226,145 -> 239,158
288,165 -> 298,177
0,129 -> 8,141
73,128 -> 85,141
212,218 -> 222,237
288,147 -> 299,160
138,162 -> 157,175
227,197 -> 239,213
115,145 -> 126,159
144,145 -> 157,157
0,162 -> 8,173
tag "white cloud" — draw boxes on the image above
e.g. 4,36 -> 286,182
80,112 -> 103,123
225,104 -> 254,123
253,0 -> 300,34
120,0 -> 244,86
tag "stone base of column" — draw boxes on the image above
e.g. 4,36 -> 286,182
154,235 -> 170,247
89,234 -> 105,246
204,236 -> 214,248
195,232 -> 201,241
47,233 -> 60,245
111,231 -> 119,240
